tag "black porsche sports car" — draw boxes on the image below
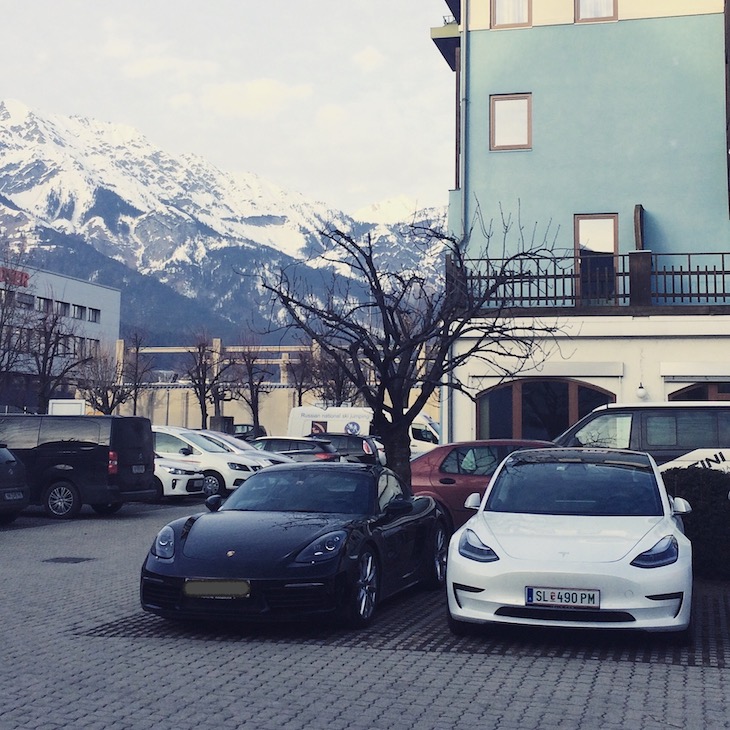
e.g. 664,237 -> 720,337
140,462 -> 448,627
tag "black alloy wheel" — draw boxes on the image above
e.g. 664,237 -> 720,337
423,519 -> 448,590
345,547 -> 379,628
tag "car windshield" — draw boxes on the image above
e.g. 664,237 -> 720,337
484,460 -> 663,516
180,431 -> 228,453
222,469 -> 373,514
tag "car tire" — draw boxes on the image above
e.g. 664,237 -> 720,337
202,471 -> 225,497
447,610 -> 478,637
344,546 -> 379,629
90,502 -> 123,515
153,477 -> 165,501
42,481 -> 81,519
423,519 -> 448,590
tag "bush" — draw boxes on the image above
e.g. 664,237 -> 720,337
662,467 -> 730,579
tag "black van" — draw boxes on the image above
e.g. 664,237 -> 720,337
0,415 -> 156,518
554,402 -> 730,471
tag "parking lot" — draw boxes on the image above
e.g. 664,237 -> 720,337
2,500 -> 730,730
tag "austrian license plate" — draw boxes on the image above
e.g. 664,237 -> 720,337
184,579 -> 251,599
132,465 -> 145,474
3,491 -> 24,501
526,587 -> 600,608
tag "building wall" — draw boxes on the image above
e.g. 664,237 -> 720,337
456,9 -> 728,256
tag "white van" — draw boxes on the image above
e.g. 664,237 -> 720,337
286,406 -> 440,456
554,402 -> 730,472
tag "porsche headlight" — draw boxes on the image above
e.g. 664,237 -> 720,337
458,529 -> 499,563
152,525 -> 175,559
631,535 -> 678,568
295,530 -> 348,564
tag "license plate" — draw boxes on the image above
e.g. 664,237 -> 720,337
184,579 -> 251,598
132,465 -> 145,474
3,491 -> 24,501
526,587 -> 600,608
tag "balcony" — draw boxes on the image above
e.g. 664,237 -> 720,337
446,250 -> 730,315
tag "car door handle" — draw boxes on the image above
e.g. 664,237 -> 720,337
439,478 -> 456,485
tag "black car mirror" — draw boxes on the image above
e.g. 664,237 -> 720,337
206,495 -> 223,512
179,447 -> 193,456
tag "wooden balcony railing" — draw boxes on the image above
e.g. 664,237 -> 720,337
446,251 -> 730,312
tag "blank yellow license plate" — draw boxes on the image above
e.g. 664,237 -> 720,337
184,579 -> 251,598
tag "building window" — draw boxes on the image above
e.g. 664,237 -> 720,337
37,297 -> 53,314
490,94 -> 532,150
575,214 -> 618,304
491,0 -> 531,28
575,0 -> 617,23
87,339 -> 100,358
88,308 -> 101,323
56,301 -> 70,317
16,293 -> 34,309
72,304 -> 86,320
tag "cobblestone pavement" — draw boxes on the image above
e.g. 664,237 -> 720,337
1,501 -> 729,730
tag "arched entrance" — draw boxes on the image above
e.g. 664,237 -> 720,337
669,383 -> 730,401
477,378 -> 615,441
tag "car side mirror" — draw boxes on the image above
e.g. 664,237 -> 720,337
465,492 -> 481,510
206,495 -> 223,512
179,447 -> 193,456
672,496 -> 692,515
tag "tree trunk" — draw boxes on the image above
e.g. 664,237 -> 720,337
376,419 -> 413,487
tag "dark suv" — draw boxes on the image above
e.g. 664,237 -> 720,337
311,433 -> 385,465
0,415 -> 156,518
0,444 -> 29,524
251,436 -> 340,462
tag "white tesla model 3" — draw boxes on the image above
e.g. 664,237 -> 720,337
446,448 -> 693,634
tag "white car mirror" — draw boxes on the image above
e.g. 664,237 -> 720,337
465,492 -> 481,510
672,496 -> 692,515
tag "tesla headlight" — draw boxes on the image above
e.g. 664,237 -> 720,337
295,530 -> 348,564
152,525 -> 175,559
631,535 -> 678,568
458,529 -> 499,563
228,462 -> 252,472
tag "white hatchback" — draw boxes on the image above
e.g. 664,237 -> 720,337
152,425 -> 265,496
447,447 -> 693,634
153,456 -> 205,499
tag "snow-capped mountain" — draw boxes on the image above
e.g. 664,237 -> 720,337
0,99 -> 445,344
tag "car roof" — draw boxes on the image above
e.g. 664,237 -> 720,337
504,447 -> 654,468
258,461 -> 382,474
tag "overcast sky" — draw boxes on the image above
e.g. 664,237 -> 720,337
1,0 -> 455,215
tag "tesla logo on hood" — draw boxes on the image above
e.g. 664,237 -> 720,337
226,550 -> 236,558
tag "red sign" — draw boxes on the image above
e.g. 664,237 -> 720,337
0,267 -> 29,288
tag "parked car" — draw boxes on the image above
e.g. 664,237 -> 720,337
0,415 -> 156,518
446,447 -> 693,635
311,433 -> 386,465
251,436 -> 340,462
411,439 -> 553,531
0,444 -> 29,524
232,423 -> 267,441
152,425 -> 265,496
153,456 -> 205,500
196,430 -> 294,465
140,462 -> 447,627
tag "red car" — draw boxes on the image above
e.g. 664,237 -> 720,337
410,439 -> 553,531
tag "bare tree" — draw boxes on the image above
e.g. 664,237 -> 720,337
26,308 -> 93,413
184,334 -> 235,428
76,345 -> 132,415
284,348 -> 317,407
258,221 -> 561,483
309,347 -> 362,407
232,341 -> 274,436
123,330 -> 156,415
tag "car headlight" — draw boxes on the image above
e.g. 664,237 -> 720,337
631,535 -> 678,568
295,530 -> 348,564
228,462 -> 252,472
152,525 -> 175,559
458,529 -> 499,563
162,466 -> 191,475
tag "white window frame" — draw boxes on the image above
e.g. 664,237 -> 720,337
491,0 -> 531,29
490,93 -> 532,151
575,0 -> 617,23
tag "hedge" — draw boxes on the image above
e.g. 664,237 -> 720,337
662,467 -> 730,580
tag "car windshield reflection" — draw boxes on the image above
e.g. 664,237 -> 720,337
221,470 -> 373,514
485,461 -> 663,517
